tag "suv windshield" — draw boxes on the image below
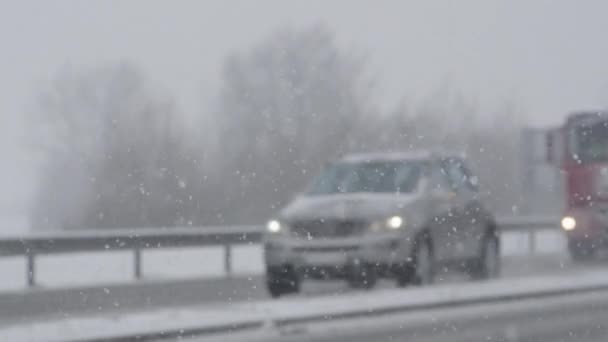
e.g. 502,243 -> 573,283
306,160 -> 422,195
574,121 -> 608,163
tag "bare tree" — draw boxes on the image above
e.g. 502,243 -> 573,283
30,63 -> 197,230
211,25 -> 375,223
28,31 -> 526,230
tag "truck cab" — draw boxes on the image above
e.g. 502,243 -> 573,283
548,111 -> 608,260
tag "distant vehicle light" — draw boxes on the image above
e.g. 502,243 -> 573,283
387,216 -> 404,229
561,216 -> 576,231
267,220 -> 282,233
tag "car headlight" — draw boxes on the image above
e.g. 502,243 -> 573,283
561,216 -> 576,231
371,216 -> 405,232
267,219 -> 284,233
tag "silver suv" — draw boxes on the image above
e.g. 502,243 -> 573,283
264,151 -> 499,297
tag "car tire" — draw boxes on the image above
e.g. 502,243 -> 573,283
395,262 -> 415,288
266,265 -> 300,298
412,238 -> 435,286
469,233 -> 500,280
347,262 -> 377,290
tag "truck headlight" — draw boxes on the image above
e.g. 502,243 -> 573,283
561,216 -> 576,231
387,216 -> 404,229
267,220 -> 282,233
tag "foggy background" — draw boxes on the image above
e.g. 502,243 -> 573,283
2,0 -> 608,232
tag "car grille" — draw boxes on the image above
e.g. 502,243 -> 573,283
293,245 -> 359,252
290,219 -> 368,239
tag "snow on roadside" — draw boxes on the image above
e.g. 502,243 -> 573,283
250,266 -> 608,322
3,266 -> 608,342
1,303 -> 262,342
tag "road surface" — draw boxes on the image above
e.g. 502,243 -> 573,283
0,253 -> 589,326
195,289 -> 608,342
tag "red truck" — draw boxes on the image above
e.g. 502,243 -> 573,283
547,111 -> 608,260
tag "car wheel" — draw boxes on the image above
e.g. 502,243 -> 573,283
394,262 -> 415,288
469,234 -> 500,280
412,239 -> 435,286
347,262 -> 377,290
266,265 -> 300,298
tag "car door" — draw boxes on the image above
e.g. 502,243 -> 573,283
427,160 -> 459,262
442,158 -> 480,259
457,161 -> 487,256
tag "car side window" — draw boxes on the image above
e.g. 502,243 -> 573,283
442,158 -> 478,192
441,158 -> 468,192
459,163 -> 479,192
431,162 -> 452,191
394,162 -> 422,193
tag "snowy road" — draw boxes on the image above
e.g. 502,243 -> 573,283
193,288 -> 608,342
1,252 -> 587,325
6,258 -> 608,342
0,228 -> 579,328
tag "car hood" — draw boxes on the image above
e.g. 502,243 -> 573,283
279,193 -> 421,222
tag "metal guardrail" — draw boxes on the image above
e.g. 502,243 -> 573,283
495,215 -> 560,231
0,216 -> 558,287
496,215 -> 560,254
0,226 -> 263,286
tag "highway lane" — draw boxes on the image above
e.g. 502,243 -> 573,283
196,289 -> 608,342
0,253 -> 596,326
0,275 -> 265,326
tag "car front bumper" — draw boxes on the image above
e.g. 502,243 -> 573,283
264,233 -> 413,278
564,207 -> 608,240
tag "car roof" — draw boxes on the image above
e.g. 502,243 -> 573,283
338,150 -> 466,163
566,111 -> 608,127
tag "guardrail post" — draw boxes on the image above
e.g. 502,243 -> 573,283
26,251 -> 35,287
528,231 -> 536,255
224,244 -> 232,276
134,247 -> 142,280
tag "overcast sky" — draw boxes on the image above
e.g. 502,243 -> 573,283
2,0 -> 608,221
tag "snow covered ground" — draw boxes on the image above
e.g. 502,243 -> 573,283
3,263 -> 607,342
0,230 -> 564,292
2,301 -> 263,342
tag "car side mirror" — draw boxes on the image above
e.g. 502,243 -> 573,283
468,176 -> 479,192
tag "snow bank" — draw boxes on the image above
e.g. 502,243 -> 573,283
1,303 -> 262,342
